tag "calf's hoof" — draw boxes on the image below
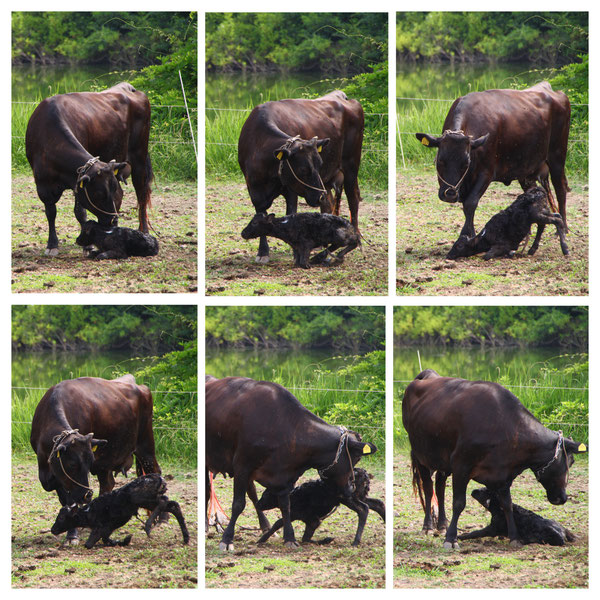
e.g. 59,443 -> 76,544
219,541 -> 234,552
255,255 -> 269,265
45,247 -> 59,257
442,540 -> 459,550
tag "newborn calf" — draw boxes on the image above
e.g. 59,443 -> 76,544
447,187 -> 569,260
459,487 -> 575,546
241,212 -> 360,269
76,220 -> 159,259
256,467 -> 385,546
51,473 -> 189,548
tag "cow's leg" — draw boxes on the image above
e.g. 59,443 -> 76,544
248,179 -> 281,264
219,473 -> 250,552
342,175 -> 361,232
130,153 -> 153,233
548,154 -> 569,230
56,488 -> 79,544
413,461 -> 435,535
258,519 -> 284,544
458,176 -> 490,239
277,492 -> 299,548
444,471 -> 469,550
301,519 -> 324,543
246,481 -> 271,534
435,471 -> 448,534
97,470 -> 115,495
41,195 -> 61,256
341,498 -> 370,546
205,469 -> 210,533
282,189 -> 298,216
495,486 -> 521,547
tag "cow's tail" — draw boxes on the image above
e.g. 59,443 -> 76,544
410,450 -> 439,527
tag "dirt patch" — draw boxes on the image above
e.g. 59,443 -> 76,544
12,176 -> 197,293
394,451 -> 588,588
12,457 -> 197,589
396,170 -> 588,296
205,179 -> 388,296
205,462 -> 386,588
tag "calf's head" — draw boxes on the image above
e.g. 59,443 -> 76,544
51,503 -> 86,535
274,136 -> 330,209
415,130 -> 488,202
75,158 -> 132,228
241,213 -> 274,239
535,434 -> 587,505
48,430 -> 107,504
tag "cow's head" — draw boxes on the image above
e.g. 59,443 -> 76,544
534,433 -> 587,505
48,430 -> 107,504
274,136 -> 330,209
415,130 -> 489,202
320,429 -> 377,498
75,157 -> 132,228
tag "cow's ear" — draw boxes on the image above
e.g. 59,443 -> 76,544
415,133 -> 441,148
470,133 -> 489,149
565,438 -> 587,454
113,162 -> 132,183
316,138 -> 330,153
274,146 -> 291,161
348,439 -> 377,456
90,438 -> 108,453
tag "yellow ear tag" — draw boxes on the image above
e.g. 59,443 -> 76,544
79,181 -> 84,188
363,444 -> 371,454
113,169 -> 118,176
578,443 -> 587,452
56,450 -> 60,457
317,145 -> 323,153
276,151 -> 283,160
421,137 -> 429,146
92,445 -> 98,453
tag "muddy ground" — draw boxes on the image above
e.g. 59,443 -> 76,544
396,170 -> 588,296
394,452 -> 588,588
205,179 -> 388,296
12,175 -> 197,293
12,457 -> 197,589
205,461 -> 386,588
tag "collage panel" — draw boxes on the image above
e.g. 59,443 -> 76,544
393,306 -> 588,588
11,306 -> 198,588
205,12 -> 389,296
396,12 -> 588,296
205,306 -> 386,588
11,12 -> 198,294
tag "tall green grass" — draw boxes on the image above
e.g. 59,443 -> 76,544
393,352 -> 589,451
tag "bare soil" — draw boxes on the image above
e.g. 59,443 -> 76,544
12,175 -> 197,293
394,452 -> 588,588
396,170 -> 588,296
205,463 -> 386,588
12,458 -> 197,589
205,179 -> 388,296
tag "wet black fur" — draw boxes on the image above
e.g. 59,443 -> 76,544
76,219 -> 158,259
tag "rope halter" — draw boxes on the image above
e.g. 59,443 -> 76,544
48,429 -> 94,492
435,130 -> 471,197
318,426 -> 355,484
277,136 -> 327,196
75,157 -> 120,219
534,430 -> 565,480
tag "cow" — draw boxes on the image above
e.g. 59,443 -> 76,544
205,376 -> 377,551
447,186 -> 569,260
25,82 -> 153,256
51,473 -> 189,549
402,369 -> 586,549
241,212 -> 361,268
238,90 -> 364,263
76,220 -> 159,259
30,374 -> 161,543
255,467 -> 385,546
415,82 -> 571,254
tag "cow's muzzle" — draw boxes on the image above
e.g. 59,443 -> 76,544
440,187 -> 459,203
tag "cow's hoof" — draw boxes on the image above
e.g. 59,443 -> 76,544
443,540 -> 459,550
509,539 -> 523,549
65,537 -> 80,546
45,248 -> 59,257
283,540 -> 300,549
219,541 -> 234,552
422,528 -> 435,536
255,255 -> 269,264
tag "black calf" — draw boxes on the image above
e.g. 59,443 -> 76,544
459,487 -> 575,546
76,220 -> 159,259
241,212 -> 360,269
447,187 -> 569,260
51,473 -> 189,548
255,468 -> 385,546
